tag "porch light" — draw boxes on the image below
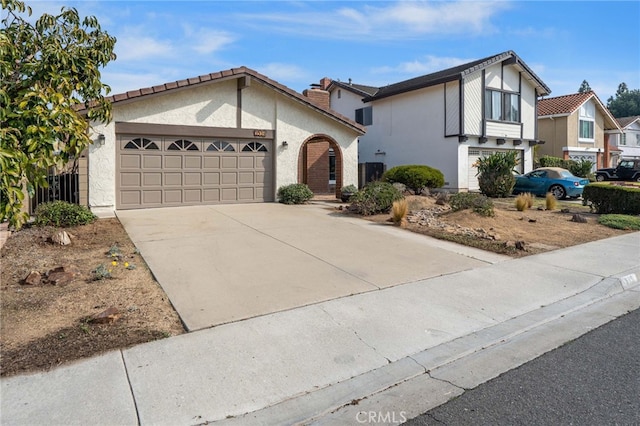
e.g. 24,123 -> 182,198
97,134 -> 105,146
282,141 -> 288,147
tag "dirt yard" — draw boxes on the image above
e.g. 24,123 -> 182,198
0,218 -> 185,377
0,195 -> 633,377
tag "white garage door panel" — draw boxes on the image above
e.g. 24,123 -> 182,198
117,136 -> 273,209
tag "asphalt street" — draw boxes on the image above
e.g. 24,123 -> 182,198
406,307 -> 640,426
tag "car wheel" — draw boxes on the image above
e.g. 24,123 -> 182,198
549,184 -> 566,200
596,174 -> 605,182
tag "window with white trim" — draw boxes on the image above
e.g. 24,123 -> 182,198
620,134 -> 627,146
578,101 -> 595,141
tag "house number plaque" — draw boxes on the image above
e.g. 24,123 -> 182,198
253,130 -> 266,137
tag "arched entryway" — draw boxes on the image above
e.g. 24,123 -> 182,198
298,135 -> 343,198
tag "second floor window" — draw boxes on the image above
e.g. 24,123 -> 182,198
579,119 -> 594,140
485,90 -> 519,122
355,106 -> 373,126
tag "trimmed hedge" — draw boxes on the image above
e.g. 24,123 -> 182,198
582,183 -> 640,214
383,165 -> 444,195
277,183 -> 314,204
349,181 -> 404,215
538,155 -> 593,178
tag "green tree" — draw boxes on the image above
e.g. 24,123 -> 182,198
578,80 -> 592,93
607,83 -> 640,118
1,0 -> 116,229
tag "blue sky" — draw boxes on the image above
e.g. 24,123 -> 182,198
28,1 -> 640,102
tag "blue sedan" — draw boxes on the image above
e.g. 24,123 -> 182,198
513,167 -> 589,199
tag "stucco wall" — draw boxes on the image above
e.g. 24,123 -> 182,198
329,88 -> 364,122
88,78 -> 360,213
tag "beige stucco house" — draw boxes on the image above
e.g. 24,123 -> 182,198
537,91 -> 621,169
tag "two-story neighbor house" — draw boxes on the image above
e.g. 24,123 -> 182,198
325,51 -> 551,191
609,116 -> 640,163
537,91 -> 621,170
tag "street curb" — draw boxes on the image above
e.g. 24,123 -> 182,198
212,272 -> 640,425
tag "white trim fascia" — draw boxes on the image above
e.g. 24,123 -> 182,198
562,146 -> 603,153
538,113 -> 570,119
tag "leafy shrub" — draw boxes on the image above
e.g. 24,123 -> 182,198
515,193 -> 534,211
582,183 -> 640,214
349,181 -> 404,215
545,192 -> 557,210
277,183 -> 314,204
475,151 -> 518,198
598,214 -> 640,230
391,199 -> 409,226
340,184 -> 358,202
383,165 -> 445,195
34,201 -> 96,227
449,192 -> 495,217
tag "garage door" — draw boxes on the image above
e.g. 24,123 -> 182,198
468,148 -> 523,191
117,135 -> 273,209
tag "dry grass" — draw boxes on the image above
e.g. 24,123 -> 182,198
391,199 -> 409,226
545,192 -> 558,210
515,193 -> 534,211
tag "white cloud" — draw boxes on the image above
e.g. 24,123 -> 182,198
372,55 -> 472,75
190,29 -> 236,55
114,29 -> 175,62
258,63 -> 311,85
237,0 -> 510,40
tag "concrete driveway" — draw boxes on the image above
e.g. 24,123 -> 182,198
117,202 -> 506,331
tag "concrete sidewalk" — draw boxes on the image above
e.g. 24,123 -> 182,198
2,232 -> 639,426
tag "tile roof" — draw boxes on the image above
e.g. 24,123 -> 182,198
538,91 -> 621,131
90,67 -> 365,134
537,92 -> 596,116
362,50 -> 550,101
616,115 -> 640,129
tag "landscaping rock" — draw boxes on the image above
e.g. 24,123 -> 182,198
88,307 -> 120,324
50,230 -> 71,246
45,264 -> 80,286
571,214 -> 588,223
22,271 -> 41,286
515,241 -> 526,251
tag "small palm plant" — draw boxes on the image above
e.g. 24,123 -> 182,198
475,151 -> 519,198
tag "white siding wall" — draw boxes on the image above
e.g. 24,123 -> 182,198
486,121 -> 521,138
463,71 -> 483,136
329,88 -> 365,122
521,81 -> 536,139
88,79 -> 360,213
445,81 -> 460,136
502,66 -> 520,92
358,85 -> 461,189
484,64 -> 502,89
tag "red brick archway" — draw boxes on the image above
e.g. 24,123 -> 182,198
298,135 -> 343,198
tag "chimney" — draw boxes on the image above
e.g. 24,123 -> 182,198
303,78 -> 331,110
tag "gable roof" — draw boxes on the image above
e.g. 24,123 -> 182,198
361,50 -> 550,102
616,115 -> 640,129
96,66 -> 365,134
538,91 -> 621,131
328,80 -> 379,97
